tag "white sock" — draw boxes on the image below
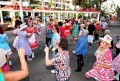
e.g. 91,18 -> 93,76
32,52 -> 34,58
115,74 -> 119,80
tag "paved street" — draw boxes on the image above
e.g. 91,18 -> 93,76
6,22 -> 120,81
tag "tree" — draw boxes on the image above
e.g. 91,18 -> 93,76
48,0 -> 53,8
116,6 -> 120,21
74,0 -> 107,10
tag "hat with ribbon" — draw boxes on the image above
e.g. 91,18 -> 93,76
0,49 -> 7,68
100,35 -> 112,46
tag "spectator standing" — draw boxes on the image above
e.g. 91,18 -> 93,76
101,19 -> 108,36
45,22 -> 53,47
49,27 -> 60,73
88,21 -> 95,48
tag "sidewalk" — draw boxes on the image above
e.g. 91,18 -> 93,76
108,21 -> 120,27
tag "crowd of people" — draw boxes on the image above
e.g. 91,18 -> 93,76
0,16 -> 120,81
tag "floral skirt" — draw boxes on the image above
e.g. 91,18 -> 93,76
113,53 -> 120,74
86,62 -> 114,81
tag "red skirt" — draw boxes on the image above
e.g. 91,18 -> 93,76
65,30 -> 71,36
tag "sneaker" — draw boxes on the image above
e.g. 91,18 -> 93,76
32,52 -> 35,59
51,70 -> 56,73
27,58 -> 32,61
115,74 -> 119,81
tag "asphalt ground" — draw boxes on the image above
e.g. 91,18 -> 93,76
6,24 -> 120,81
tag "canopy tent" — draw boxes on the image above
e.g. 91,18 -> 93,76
76,8 -> 100,13
33,7 -> 100,21
0,3 -> 32,24
76,8 -> 101,21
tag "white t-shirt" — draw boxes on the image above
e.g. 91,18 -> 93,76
101,21 -> 108,29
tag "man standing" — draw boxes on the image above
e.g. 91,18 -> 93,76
101,19 -> 108,36
88,21 -> 95,48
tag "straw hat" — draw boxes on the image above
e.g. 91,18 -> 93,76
100,35 -> 112,46
20,24 -> 27,30
0,49 -> 7,68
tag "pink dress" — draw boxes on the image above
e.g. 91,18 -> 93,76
86,49 -> 114,81
113,53 -> 120,74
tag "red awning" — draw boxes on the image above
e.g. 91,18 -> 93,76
77,8 -> 100,13
0,2 -> 32,11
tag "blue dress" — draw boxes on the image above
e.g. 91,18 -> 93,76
15,31 -> 32,56
0,34 -> 12,55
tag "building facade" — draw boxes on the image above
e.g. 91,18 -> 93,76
0,0 -> 73,10
0,0 -> 30,7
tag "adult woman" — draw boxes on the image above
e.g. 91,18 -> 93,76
72,29 -> 88,72
44,38 -> 71,81
72,21 -> 79,43
25,20 -> 38,58
15,24 -> 33,61
0,48 -> 28,81
86,35 -> 114,81
13,20 -> 21,48
49,26 -> 60,73
58,21 -> 66,38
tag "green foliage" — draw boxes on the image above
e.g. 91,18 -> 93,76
48,0 -> 53,8
2,11 -> 9,17
78,13 -> 82,18
79,0 -> 102,10
116,6 -> 120,13
15,12 -> 19,18
83,15 -> 88,20
101,10 -> 107,16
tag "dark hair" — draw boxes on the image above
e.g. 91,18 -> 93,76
14,20 -> 21,29
65,19 -> 69,23
58,38 -> 68,51
58,22 -> 63,26
0,27 -> 4,34
54,25 -> 59,33
76,21 -> 78,24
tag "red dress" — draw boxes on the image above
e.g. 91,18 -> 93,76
25,27 -> 38,50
